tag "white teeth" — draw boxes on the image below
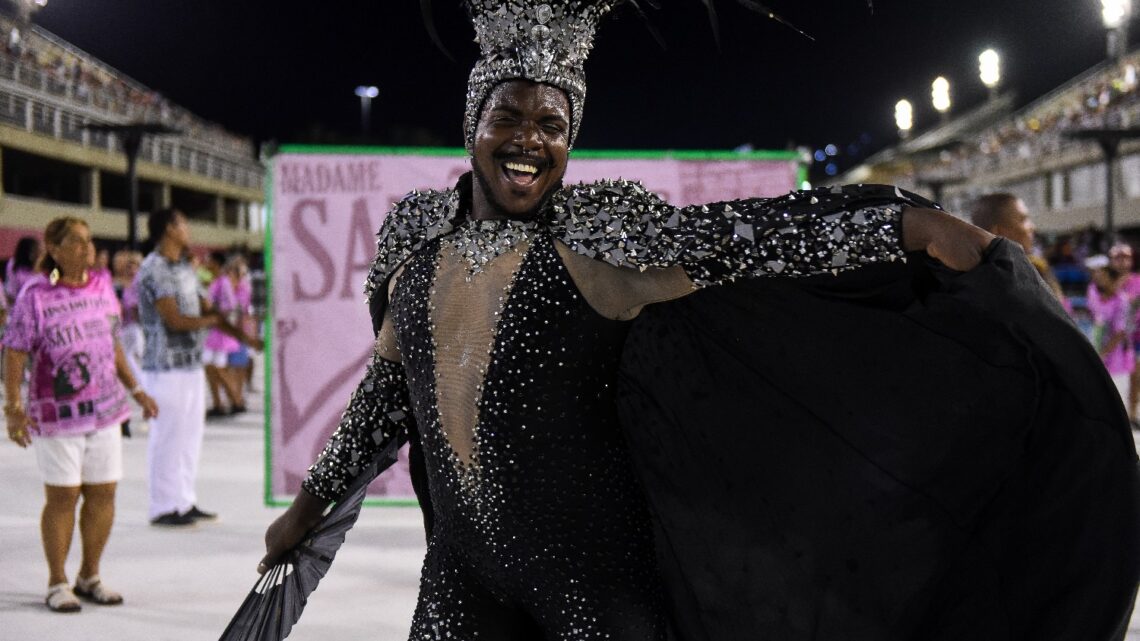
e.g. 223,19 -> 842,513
504,161 -> 539,174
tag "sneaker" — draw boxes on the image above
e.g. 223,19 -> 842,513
186,505 -> 218,522
229,405 -> 247,415
150,511 -> 197,528
205,407 -> 228,420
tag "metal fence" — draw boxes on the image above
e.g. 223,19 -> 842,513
0,58 -> 264,191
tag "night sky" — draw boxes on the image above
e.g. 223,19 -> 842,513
29,0 -> 1122,170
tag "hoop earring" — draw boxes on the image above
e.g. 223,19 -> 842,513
49,267 -> 60,285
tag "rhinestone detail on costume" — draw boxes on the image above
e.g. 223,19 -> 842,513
448,217 -> 540,279
365,179 -> 916,312
549,180 -> 908,286
311,175 -> 934,638
301,355 -> 413,501
394,230 -> 666,639
462,0 -> 623,151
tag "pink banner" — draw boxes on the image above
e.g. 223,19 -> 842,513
269,150 -> 798,501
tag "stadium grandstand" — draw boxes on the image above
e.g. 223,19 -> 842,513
832,48 -> 1140,235
0,6 -> 265,260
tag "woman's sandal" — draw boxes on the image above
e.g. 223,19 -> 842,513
73,575 -> 123,606
45,583 -> 81,613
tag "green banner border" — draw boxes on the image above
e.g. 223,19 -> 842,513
263,157 -> 275,506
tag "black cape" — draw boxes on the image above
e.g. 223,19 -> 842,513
617,239 -> 1140,640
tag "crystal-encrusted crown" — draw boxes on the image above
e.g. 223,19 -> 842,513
462,1 -> 621,153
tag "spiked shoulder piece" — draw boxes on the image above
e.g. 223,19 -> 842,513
364,188 -> 459,329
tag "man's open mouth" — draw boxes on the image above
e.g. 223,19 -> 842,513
501,159 -> 543,187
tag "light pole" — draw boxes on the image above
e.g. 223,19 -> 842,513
1067,128 -> 1140,249
932,76 -> 951,123
1103,0 -> 1132,62
83,123 -> 181,250
979,49 -> 1001,99
15,0 -> 48,24
895,99 -> 913,140
355,85 -> 379,139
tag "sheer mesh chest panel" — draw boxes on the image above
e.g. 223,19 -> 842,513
553,240 -> 695,321
428,238 -> 530,469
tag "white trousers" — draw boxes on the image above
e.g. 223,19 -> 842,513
143,367 -> 206,519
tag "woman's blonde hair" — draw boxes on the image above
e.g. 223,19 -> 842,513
36,216 -> 89,275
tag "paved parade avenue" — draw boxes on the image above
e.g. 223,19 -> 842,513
1,354 -> 1139,640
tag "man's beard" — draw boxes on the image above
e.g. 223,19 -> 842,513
472,160 -> 556,220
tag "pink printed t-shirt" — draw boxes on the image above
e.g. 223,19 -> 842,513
1122,273 -> 1140,299
1087,283 -> 1135,376
120,278 -> 140,324
2,270 -> 131,437
1121,274 -> 1140,344
5,263 -> 37,301
204,275 -> 250,353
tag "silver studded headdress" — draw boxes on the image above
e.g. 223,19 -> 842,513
462,0 -> 621,153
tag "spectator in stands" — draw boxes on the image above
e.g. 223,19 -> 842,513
2,216 -> 157,612
136,209 -> 258,527
969,193 -> 1065,302
1086,254 -> 1135,407
5,235 -> 41,304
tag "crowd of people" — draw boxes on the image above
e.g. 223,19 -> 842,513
0,15 -> 253,159
0,192 -> 1136,617
1082,242 -> 1140,426
921,52 -> 1140,181
0,211 -> 262,612
966,192 -> 1140,428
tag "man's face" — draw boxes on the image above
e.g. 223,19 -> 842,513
470,80 -> 570,219
166,211 -> 191,248
995,198 -> 1036,253
1111,247 -> 1134,273
1093,267 -> 1119,294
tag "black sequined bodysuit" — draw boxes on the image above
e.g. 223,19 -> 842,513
302,175 -> 926,640
393,230 -> 663,639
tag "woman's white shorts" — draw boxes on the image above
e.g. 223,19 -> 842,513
34,425 -> 123,487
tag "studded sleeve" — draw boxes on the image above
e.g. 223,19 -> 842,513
552,181 -> 936,287
300,353 -> 414,502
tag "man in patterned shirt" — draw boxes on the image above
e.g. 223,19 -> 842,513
137,208 -> 259,527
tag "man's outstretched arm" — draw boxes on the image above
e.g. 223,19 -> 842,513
553,182 -> 994,288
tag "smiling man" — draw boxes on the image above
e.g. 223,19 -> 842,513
253,1 -> 1139,640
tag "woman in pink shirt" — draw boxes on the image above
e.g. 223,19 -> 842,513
1087,258 -> 1135,406
3,217 -> 157,613
203,254 -> 251,416
1109,243 -> 1140,422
